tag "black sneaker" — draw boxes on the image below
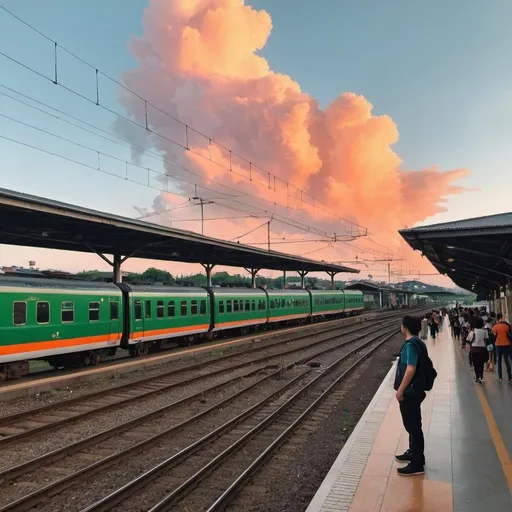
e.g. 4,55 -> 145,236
397,463 -> 424,476
395,449 -> 412,463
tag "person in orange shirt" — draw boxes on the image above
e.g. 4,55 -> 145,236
491,314 -> 512,383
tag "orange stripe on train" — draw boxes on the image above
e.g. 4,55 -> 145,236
0,333 -> 122,355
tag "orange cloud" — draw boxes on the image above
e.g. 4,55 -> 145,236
117,0 -> 469,285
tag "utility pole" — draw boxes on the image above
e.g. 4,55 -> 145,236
388,260 -> 391,285
192,197 -> 214,235
267,220 -> 271,251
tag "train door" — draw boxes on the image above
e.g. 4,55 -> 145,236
108,297 -> 122,344
132,298 -> 145,341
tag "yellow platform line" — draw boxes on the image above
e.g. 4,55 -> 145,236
453,334 -> 512,492
475,385 -> 512,491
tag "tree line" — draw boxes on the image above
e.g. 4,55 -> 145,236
75,268 -> 345,289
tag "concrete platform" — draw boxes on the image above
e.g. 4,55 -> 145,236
306,322 -> 512,512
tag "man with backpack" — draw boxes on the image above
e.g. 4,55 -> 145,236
394,315 -> 437,476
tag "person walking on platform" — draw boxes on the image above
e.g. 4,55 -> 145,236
429,312 -> 438,339
466,317 -> 489,383
492,314 -> 512,383
421,315 -> 428,340
394,316 -> 434,476
484,318 -> 496,372
452,317 -> 461,342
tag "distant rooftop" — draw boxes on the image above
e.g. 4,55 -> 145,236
409,212 -> 512,233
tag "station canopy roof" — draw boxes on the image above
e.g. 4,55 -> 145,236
0,188 -> 359,275
399,212 -> 512,298
345,281 -> 415,295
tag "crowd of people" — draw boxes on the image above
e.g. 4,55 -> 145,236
447,306 -> 512,384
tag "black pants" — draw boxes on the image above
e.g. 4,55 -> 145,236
399,392 -> 426,467
496,345 -> 512,380
471,348 -> 487,380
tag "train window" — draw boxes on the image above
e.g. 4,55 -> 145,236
227,300 -> 232,313
251,300 -> 256,311
134,300 -> 142,320
145,300 -> 151,319
157,300 -> 164,319
234,300 -> 239,312
180,300 -> 187,316
36,301 -> 50,324
200,300 -> 206,315
167,301 -> 175,317
13,301 -> 27,325
245,300 -> 250,311
270,300 -> 275,309
61,301 -> 74,323
88,302 -> 100,322
219,301 -> 225,313
110,301 -> 119,321
258,300 -> 265,311
191,300 -> 198,315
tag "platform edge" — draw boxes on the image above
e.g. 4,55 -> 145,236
305,357 -> 398,512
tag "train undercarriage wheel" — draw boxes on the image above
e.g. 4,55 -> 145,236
0,366 -> 7,382
129,343 -> 151,357
129,344 -> 141,357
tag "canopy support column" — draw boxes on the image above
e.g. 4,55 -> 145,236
298,270 -> 309,289
244,268 -> 260,288
201,263 -> 215,287
326,271 -> 338,290
113,250 -> 122,284
90,247 -> 125,283
283,270 -> 286,289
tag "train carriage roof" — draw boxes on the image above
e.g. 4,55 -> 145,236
308,289 -> 345,294
120,284 -> 208,295
210,287 -> 267,296
265,289 -> 310,295
0,275 -> 120,291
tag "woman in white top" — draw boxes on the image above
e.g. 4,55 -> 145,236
467,317 -> 489,383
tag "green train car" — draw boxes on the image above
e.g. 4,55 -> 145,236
310,289 -> 364,318
118,285 -> 211,355
0,277 -> 122,379
266,289 -> 311,325
211,288 -> 267,334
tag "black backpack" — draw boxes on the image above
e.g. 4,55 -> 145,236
410,338 -> 437,391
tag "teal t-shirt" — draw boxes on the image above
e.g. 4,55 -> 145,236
398,338 -> 421,393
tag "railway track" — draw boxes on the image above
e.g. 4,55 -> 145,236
0,317 -> 408,511
0,311 -> 414,448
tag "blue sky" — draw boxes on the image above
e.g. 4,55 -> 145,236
0,0 -> 511,277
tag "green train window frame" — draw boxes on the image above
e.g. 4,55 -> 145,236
134,300 -> 142,321
156,300 -> 164,319
181,300 -> 187,316
36,301 -> 50,325
61,301 -> 75,323
167,301 -> 175,317
89,302 -> 100,322
13,301 -> 27,326
200,300 -> 206,315
110,301 -> 120,320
